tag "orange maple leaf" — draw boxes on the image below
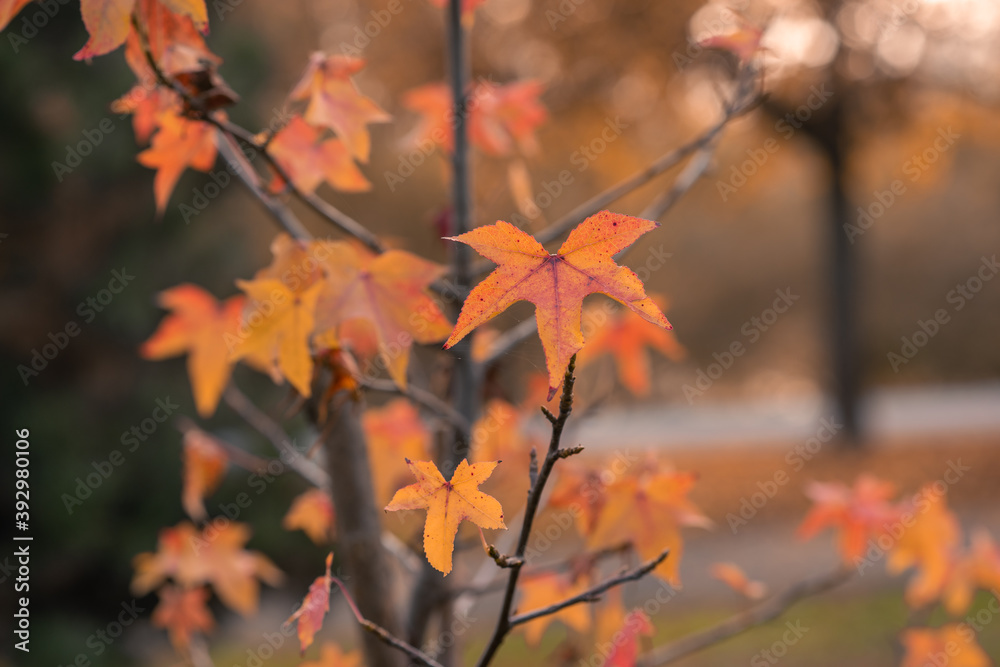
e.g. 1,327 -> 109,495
288,53 -> 391,163
124,0 -> 212,83
74,0 -> 135,60
385,459 -> 506,575
444,211 -> 671,399
710,562 -> 767,600
286,553 -> 335,654
283,489 -> 336,545
604,609 -> 655,667
588,465 -> 711,585
576,298 -> 686,396
300,643 -> 364,667
132,521 -> 283,615
900,625 -> 990,667
140,284 -> 245,416
267,117 -> 371,194
942,529 -> 1000,615
518,571 -> 592,645
363,399 -> 432,506
546,461 -> 608,538
312,241 -> 451,388
151,585 -> 215,652
798,474 -> 902,565
887,487 -> 962,609
230,278 -> 324,397
181,427 -> 229,521
137,112 -> 218,212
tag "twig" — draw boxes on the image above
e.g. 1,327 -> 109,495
175,416 -> 270,473
639,139 -> 718,221
638,567 -> 854,666
474,356 -> 578,667
509,547 -> 670,627
331,575 -> 445,667
359,377 -> 471,434
222,385 -> 328,488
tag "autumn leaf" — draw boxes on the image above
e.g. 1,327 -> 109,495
469,399 -> 541,515
152,585 -> 215,652
697,24 -> 765,64
0,0 -> 32,32
283,489 -> 336,545
710,562 -> 767,600
286,553 -> 334,654
385,459 -> 506,575
267,117 -> 371,194
124,0 -> 212,83
798,474 -> 902,565
181,427 -> 229,521
942,529 -> 1000,615
74,0 -> 135,60
140,284 -> 245,416
312,241 -> 451,388
132,521 -> 283,615
137,112 -> 218,212
288,53 -> 391,162
887,487 -> 961,609
588,465 -> 710,585
445,211 -> 671,399
518,571 -> 591,645
546,461 -> 608,538
576,298 -> 686,396
900,625 -> 990,667
603,609 -> 655,667
363,399 -> 432,506
300,643 -> 364,667
230,278 -> 324,397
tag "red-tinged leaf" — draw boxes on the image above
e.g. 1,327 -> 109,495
603,609 -> 654,667
140,284 -> 245,416
124,0 -> 212,82
180,427 -> 229,521
132,521 -> 283,615
152,585 -> 215,652
445,212 -> 670,399
288,53 -> 391,162
385,459 -> 506,575
157,0 -> 207,31
267,117 -> 371,194
74,0 -> 135,60
798,474 -> 902,565
547,462 -> 608,537
283,489 -> 336,545
112,87 -> 176,144
576,298 -> 686,396
300,643 -> 364,667
137,112 -> 218,211
0,0 -> 32,31
363,399 -> 432,506
710,562 -> 767,600
312,241 -> 451,388
286,553 -> 334,654
900,625 -> 990,667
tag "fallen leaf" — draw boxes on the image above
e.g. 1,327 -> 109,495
267,116 -> 371,194
385,459 -> 506,575
289,53 -> 391,162
283,489 -> 336,545
181,427 -> 229,521
287,553 -> 335,654
152,585 -> 215,651
444,211 -> 670,399
132,521 -> 283,615
140,284 -> 245,416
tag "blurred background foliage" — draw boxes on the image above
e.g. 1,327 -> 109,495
1,0 -> 999,664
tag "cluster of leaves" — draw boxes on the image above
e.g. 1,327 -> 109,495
799,474 -> 1000,666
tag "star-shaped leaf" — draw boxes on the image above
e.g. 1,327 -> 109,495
385,459 -> 506,575
137,112 -> 218,212
283,489 -> 336,545
286,553 -> 334,654
151,585 -> 215,652
444,211 -> 670,399
267,116 -> 371,194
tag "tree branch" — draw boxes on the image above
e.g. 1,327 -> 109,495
359,377 -> 471,434
474,356 -> 578,667
509,547 -> 670,627
638,567 -> 854,667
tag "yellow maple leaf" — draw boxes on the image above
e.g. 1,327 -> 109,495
385,459 -> 506,575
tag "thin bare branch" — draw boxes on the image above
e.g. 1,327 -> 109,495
222,385 -> 328,488
474,356 -> 578,667
509,547 -> 670,627
638,567 -> 854,667
359,377 -> 471,434
175,416 -> 270,473
639,139 -> 718,221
